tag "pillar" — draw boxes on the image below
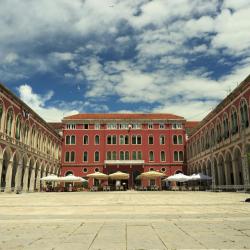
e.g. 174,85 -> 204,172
0,159 -> 3,189
22,165 -> 30,192
14,163 -> 23,192
211,161 -> 216,190
36,169 -> 41,191
232,159 -> 240,185
4,161 -> 13,193
29,167 -> 36,192
242,155 -> 250,189
224,161 -> 231,185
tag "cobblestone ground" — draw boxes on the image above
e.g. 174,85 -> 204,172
0,191 -> 250,250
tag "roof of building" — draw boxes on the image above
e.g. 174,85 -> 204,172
63,113 -> 185,121
48,122 -> 64,130
190,74 -> 250,137
185,121 -> 200,129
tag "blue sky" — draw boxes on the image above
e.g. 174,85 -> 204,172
0,0 -> 250,122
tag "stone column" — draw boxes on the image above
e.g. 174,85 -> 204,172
14,162 -> 23,192
211,160 -> 216,190
4,161 -> 13,193
232,159 -> 240,185
29,167 -> 36,192
0,159 -> 3,189
36,169 -> 41,192
41,171 -> 46,189
224,161 -> 231,185
242,155 -> 250,189
22,165 -> 30,192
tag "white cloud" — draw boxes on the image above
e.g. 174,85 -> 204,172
18,84 -> 79,122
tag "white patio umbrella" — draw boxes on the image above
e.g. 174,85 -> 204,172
166,173 -> 191,182
109,171 -> 129,180
59,174 -> 87,182
189,173 -> 212,181
87,171 -> 108,180
41,174 -> 60,181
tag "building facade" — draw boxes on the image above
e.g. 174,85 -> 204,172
61,114 -> 188,188
187,75 -> 250,191
0,84 -> 62,193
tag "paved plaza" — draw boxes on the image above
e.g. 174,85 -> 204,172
0,191 -> 250,250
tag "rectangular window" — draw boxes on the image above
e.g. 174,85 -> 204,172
159,123 -> 165,129
107,123 -> 117,129
119,123 -> 129,129
132,123 -> 141,129
94,124 -> 100,130
148,123 -> 153,129
66,124 -> 76,129
172,123 -> 182,129
83,124 -> 89,129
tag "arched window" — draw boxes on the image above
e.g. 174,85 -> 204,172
210,127 -> 215,146
15,115 -> 21,140
132,135 -> 136,144
95,135 -> 100,145
149,151 -> 154,161
70,151 -> 75,162
125,135 -> 129,144
71,135 -> 75,144
120,151 -> 125,160
173,135 -> 177,144
107,151 -> 111,160
112,151 -> 117,160
205,131 -> 209,149
112,135 -> 117,144
179,151 -> 184,161
160,135 -> 165,145
83,135 -> 88,144
6,108 -> 14,136
138,151 -> 142,160
148,135 -> 154,144
94,151 -> 100,162
125,151 -> 129,160
132,151 -> 137,160
83,151 -> 88,162
223,114 -> 229,139
174,151 -> 178,161
65,152 -> 70,162
137,135 -> 142,144
160,151 -> 166,162
231,107 -> 238,135
216,121 -> 222,143
178,135 -> 183,144
107,135 -> 112,144
240,99 -> 249,129
119,135 -> 124,144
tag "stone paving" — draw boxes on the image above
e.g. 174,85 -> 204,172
0,191 -> 250,250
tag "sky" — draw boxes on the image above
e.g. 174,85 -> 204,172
0,0 -> 250,122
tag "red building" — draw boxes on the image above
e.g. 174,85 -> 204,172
61,113 -> 188,188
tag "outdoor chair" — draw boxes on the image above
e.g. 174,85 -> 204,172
103,186 -> 107,191
106,186 -> 111,191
